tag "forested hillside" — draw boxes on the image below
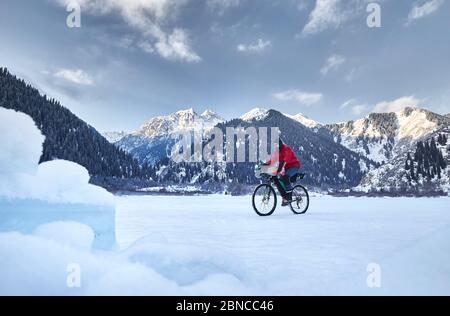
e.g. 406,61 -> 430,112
0,68 -> 150,180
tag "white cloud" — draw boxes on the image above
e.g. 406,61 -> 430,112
155,29 -> 201,62
340,99 -> 356,109
373,96 -> 423,113
407,0 -> 444,24
237,39 -> 272,54
351,104 -> 368,116
273,90 -> 323,106
320,54 -> 346,75
137,41 -> 155,54
301,0 -> 375,36
341,96 -> 424,116
54,0 -> 186,25
340,99 -> 368,116
302,0 -> 347,35
54,69 -> 94,85
53,0 -> 201,63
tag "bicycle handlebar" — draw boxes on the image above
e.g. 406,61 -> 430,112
255,165 -> 306,181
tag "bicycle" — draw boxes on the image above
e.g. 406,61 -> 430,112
252,165 -> 310,216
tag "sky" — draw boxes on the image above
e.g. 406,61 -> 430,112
1,0 -> 449,132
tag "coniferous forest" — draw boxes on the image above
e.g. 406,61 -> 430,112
405,135 -> 447,182
0,68 -> 152,180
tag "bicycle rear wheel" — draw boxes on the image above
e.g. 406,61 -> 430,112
252,184 -> 277,216
289,185 -> 310,215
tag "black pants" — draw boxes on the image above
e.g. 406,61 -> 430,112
273,175 -> 292,199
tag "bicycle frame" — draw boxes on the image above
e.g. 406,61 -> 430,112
253,171 -> 309,216
261,174 -> 285,198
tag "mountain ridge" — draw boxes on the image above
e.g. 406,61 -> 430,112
112,105 -> 449,194
355,126 -> 450,194
116,108 -> 377,189
135,108 -> 224,139
3,67 -> 449,194
321,107 -> 450,163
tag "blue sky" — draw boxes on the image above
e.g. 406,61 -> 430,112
1,0 -> 449,131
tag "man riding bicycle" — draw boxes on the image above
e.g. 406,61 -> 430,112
263,138 -> 301,207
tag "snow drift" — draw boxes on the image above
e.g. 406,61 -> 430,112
0,107 -> 114,205
0,107 -> 115,249
0,221 -> 254,296
0,107 -> 45,175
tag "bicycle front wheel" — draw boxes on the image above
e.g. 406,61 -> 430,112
252,184 -> 277,216
290,185 -> 310,215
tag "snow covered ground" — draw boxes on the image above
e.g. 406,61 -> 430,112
115,195 -> 450,295
4,96 -> 448,295
1,195 -> 450,295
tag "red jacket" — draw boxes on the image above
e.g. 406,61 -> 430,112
267,144 -> 301,171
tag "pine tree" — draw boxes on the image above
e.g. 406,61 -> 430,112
438,134 -> 444,146
405,153 -> 411,170
410,164 -> 415,180
439,150 -> 446,169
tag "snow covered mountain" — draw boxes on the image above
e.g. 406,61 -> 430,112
115,109 -> 224,165
102,131 -> 128,143
136,108 -> 224,138
286,113 -> 321,128
217,110 -> 375,188
355,127 -> 450,195
241,108 -> 320,128
240,108 -> 270,122
141,109 -> 376,189
110,105 -> 449,194
109,107 -> 377,189
322,107 -> 450,163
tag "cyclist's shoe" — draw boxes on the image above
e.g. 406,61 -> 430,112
281,192 -> 293,207
286,191 -> 293,201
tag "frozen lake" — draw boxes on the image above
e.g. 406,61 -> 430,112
115,195 -> 450,295
1,195 -> 450,295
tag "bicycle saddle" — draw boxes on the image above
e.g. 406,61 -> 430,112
290,173 -> 306,183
